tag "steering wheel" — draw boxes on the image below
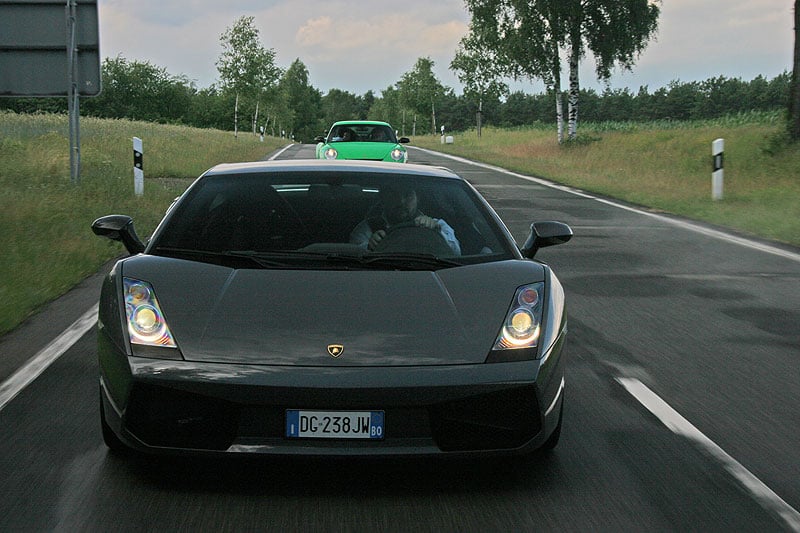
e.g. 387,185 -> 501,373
372,221 -> 453,256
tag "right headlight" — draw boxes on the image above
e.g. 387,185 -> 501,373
323,147 -> 338,160
493,283 -> 543,350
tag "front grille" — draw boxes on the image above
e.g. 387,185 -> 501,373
124,384 -> 238,450
430,385 -> 541,451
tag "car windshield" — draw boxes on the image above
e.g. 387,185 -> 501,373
150,171 -> 515,269
328,124 -> 396,143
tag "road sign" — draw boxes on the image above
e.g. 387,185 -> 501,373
0,0 -> 100,97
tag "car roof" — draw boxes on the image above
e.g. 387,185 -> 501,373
203,159 -> 460,180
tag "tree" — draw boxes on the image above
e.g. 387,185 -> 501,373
216,16 -> 282,137
397,57 -> 448,135
464,0 -> 659,141
279,59 -> 322,142
83,56 -> 194,123
790,0 -> 800,140
450,28 -> 508,136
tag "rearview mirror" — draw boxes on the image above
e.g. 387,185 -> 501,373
521,221 -> 573,258
91,215 -> 146,255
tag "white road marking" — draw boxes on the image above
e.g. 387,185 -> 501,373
412,147 -> 800,263
268,144 -> 295,160
0,305 -> 98,412
617,377 -> 800,532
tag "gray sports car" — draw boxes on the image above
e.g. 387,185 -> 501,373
92,160 -> 572,457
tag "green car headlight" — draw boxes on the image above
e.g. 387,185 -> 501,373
390,148 -> 405,162
493,283 -> 543,350
123,278 -> 176,348
324,147 -> 338,160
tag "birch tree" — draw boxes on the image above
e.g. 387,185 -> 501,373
216,16 -> 281,137
789,0 -> 799,140
464,0 -> 659,141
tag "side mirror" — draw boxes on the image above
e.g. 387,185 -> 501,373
314,136 -> 325,143
521,221 -> 573,259
398,137 -> 410,144
91,215 -> 146,255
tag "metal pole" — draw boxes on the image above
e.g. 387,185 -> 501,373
66,0 -> 80,183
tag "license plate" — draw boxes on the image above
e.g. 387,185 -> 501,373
286,410 -> 384,439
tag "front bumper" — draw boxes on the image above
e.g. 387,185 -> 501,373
100,335 -> 565,457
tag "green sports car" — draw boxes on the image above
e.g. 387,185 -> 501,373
316,121 -> 410,162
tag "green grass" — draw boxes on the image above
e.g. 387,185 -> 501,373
411,112 -> 800,247
0,111 -> 284,335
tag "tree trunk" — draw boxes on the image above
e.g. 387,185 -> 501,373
789,0 -> 800,140
253,100 -> 259,135
477,98 -> 483,137
234,93 -> 239,138
567,28 -> 581,140
431,100 -> 436,136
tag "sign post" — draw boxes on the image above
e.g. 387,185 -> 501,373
712,138 -> 724,201
133,137 -> 144,197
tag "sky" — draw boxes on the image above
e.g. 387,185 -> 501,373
97,0 -> 795,96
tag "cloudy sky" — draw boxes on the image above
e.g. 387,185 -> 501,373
97,0 -> 795,96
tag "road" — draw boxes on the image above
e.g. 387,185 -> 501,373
1,143 -> 798,532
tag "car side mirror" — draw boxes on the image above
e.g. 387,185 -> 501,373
314,136 -> 325,143
398,137 -> 410,144
521,221 -> 573,258
91,215 -> 146,255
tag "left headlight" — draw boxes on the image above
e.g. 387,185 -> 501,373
324,147 -> 338,160
124,278 -> 176,348
390,148 -> 406,162
493,283 -> 543,350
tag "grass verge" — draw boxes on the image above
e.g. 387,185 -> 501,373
411,113 -> 800,247
0,111 -> 284,335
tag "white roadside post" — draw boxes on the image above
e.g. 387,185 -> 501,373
133,137 -> 144,197
712,138 -> 724,201
441,125 -> 445,144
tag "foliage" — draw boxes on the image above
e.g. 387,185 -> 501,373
279,59 -> 322,142
396,58 -> 450,135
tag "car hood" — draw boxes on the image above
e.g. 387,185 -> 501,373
330,141 -> 402,160
119,256 -> 546,366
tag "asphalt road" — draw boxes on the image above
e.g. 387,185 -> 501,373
1,143 -> 798,532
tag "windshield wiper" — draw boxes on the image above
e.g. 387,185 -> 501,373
358,253 -> 462,270
152,247 -> 298,268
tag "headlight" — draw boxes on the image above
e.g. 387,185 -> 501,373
493,283 -> 543,350
124,278 -> 176,348
390,148 -> 406,162
324,147 -> 338,159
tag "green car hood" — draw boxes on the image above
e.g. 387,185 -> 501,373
326,141 -> 405,162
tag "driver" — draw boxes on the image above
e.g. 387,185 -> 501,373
350,184 -> 461,254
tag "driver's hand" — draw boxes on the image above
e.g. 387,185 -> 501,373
414,215 -> 438,229
368,229 -> 386,250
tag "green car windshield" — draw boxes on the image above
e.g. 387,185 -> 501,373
328,124 -> 397,143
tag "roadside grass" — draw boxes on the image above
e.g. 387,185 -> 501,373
0,111 -> 284,335
412,112 -> 800,247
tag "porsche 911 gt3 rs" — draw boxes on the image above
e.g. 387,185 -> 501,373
92,160 -> 572,457
315,121 -> 409,162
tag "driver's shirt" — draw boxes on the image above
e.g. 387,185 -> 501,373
349,215 -> 462,255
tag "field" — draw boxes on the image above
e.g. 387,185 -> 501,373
1,110 -> 798,336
